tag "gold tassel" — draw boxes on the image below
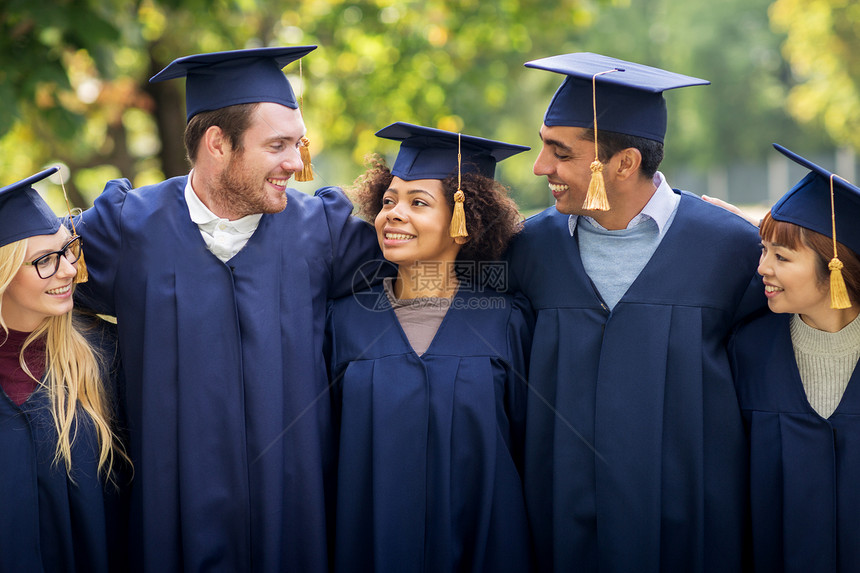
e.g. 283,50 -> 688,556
295,136 -> 314,182
829,257 -> 851,309
294,58 -> 314,182
449,133 -> 468,238
827,174 -> 850,308
58,172 -> 88,283
74,249 -> 89,284
580,69 -> 619,212
583,160 -> 610,211
450,190 -> 468,238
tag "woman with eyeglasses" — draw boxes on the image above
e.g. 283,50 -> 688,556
328,123 -> 533,572
0,168 -> 130,573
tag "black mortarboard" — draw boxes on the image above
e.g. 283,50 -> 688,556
0,167 -> 61,248
772,144 -> 860,254
771,143 -> 860,308
375,122 -> 528,239
375,122 -> 529,181
150,46 -> 317,122
525,52 -> 709,143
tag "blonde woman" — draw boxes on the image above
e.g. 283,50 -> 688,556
0,168 -> 129,573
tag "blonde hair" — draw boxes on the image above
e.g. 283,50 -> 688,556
0,237 -> 128,483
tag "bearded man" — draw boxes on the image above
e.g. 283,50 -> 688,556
75,47 -> 379,573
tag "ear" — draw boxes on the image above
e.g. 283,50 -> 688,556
201,126 -> 230,162
612,147 -> 643,182
454,236 -> 470,245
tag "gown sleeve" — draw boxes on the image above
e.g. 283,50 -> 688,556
324,299 -> 343,433
730,272 -> 768,328
74,178 -> 135,316
316,186 -> 384,299
77,311 -> 132,571
505,292 -> 534,473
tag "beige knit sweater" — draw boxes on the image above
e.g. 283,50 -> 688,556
791,313 -> 860,418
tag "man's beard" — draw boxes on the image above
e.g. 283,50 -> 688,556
211,152 -> 289,219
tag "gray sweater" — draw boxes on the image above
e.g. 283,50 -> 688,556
791,312 -> 860,418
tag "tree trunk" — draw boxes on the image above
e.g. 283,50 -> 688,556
146,43 -> 188,179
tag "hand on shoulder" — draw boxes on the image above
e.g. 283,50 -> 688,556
700,195 -> 761,227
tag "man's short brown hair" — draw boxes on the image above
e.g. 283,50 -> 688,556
183,103 -> 259,165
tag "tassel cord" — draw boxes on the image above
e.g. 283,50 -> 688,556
294,58 -> 314,182
59,175 -> 88,284
582,69 -> 620,211
449,133 -> 468,238
828,174 -> 851,309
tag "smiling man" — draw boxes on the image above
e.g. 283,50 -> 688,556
506,53 -> 766,572
74,47 -> 379,573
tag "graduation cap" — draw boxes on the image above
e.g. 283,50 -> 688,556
376,122 -> 529,181
771,143 -> 860,309
0,167 -> 61,248
525,52 -> 709,210
151,46 -> 318,180
150,46 -> 317,121
526,52 -> 709,142
375,121 -> 529,238
0,167 -> 89,283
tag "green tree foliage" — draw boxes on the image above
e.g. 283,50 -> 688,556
0,0 -> 129,207
770,0 -> 860,151
0,0 -> 850,212
0,0 -> 120,139
1,0 -> 599,210
573,0 -> 833,175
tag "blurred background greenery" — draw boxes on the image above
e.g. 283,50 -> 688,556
2,0 -> 858,217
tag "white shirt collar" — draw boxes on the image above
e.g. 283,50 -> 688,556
568,171 -> 679,237
184,172 -> 262,233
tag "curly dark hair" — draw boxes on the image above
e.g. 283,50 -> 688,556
349,154 -> 523,262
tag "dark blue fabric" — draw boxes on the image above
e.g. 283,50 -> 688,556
506,192 -> 763,572
770,144 -> 860,254
0,317 -> 126,573
328,285 -> 533,572
75,177 -> 380,573
731,312 -> 860,573
375,122 -> 529,181
524,53 -> 709,143
148,46 -> 316,121
0,167 -> 61,247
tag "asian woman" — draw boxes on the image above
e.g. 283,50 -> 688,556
729,145 -> 860,572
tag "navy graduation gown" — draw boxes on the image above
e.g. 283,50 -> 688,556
731,312 -> 860,572
506,192 -> 764,573
327,286 -> 533,573
76,176 -> 379,573
0,320 -> 125,573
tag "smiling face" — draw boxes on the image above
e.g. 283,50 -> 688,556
373,177 -> 463,268
212,102 -> 306,219
533,124 -> 602,215
2,228 -> 77,332
758,237 -> 831,321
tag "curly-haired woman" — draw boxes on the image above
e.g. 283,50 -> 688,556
328,123 -> 533,572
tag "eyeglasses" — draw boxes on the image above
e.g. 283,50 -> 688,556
23,235 -> 83,279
